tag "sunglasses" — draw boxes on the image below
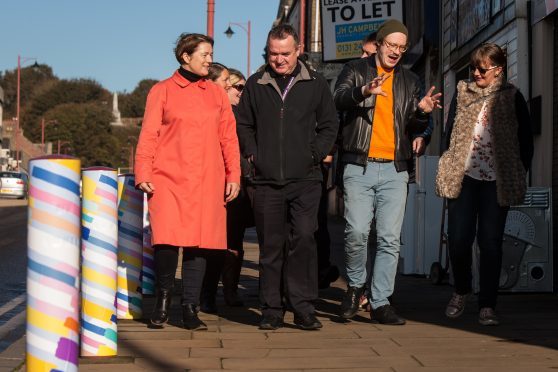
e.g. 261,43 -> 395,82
232,84 -> 244,92
470,65 -> 500,75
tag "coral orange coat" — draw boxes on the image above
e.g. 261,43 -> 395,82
135,71 -> 240,249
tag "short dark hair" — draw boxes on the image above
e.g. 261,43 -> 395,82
207,62 -> 228,82
470,42 -> 507,69
362,32 -> 377,45
174,33 -> 214,64
267,24 -> 299,46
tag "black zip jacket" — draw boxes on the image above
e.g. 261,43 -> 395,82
334,56 -> 429,171
236,61 -> 339,185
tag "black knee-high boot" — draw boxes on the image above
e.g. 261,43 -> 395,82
182,248 -> 208,331
151,245 -> 178,327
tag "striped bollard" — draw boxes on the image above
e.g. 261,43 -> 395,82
116,174 -> 144,319
27,155 -> 81,372
80,167 -> 118,356
142,194 -> 155,296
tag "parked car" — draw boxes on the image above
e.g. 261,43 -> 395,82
0,171 -> 29,199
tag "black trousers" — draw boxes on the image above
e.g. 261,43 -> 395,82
154,245 -> 209,305
447,176 -> 509,309
254,181 -> 321,317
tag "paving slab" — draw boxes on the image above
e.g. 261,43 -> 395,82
5,218 -> 558,372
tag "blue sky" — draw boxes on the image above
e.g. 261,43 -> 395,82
0,0 -> 278,93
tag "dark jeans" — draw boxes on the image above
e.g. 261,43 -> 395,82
154,245 -> 209,305
254,181 -> 321,317
447,176 -> 509,309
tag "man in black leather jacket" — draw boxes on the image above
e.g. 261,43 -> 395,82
333,20 -> 441,325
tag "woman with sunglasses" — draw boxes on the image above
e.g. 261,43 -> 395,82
436,43 -> 533,326
201,67 -> 253,313
135,34 -> 240,331
222,69 -> 253,308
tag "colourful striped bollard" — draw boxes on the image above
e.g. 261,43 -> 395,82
80,167 -> 118,356
116,174 -> 144,319
142,194 -> 155,296
26,155 -> 81,372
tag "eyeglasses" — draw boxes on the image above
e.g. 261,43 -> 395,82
232,84 -> 244,92
382,40 -> 408,53
470,65 -> 500,75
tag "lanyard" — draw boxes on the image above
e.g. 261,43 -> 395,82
281,77 -> 296,101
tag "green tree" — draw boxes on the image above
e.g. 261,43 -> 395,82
0,64 -> 57,119
44,102 -> 119,167
21,78 -> 111,140
119,79 -> 158,118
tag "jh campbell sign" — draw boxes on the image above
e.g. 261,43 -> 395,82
320,0 -> 403,61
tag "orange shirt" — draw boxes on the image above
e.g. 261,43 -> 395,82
368,65 -> 395,159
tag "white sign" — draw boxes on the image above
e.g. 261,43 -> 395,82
320,0 -> 403,61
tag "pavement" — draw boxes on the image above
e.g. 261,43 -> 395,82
2,215 -> 558,371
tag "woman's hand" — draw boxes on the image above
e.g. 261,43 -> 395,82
225,182 -> 240,202
138,182 -> 155,194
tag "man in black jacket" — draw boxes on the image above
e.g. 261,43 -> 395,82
334,20 -> 441,325
236,24 -> 338,331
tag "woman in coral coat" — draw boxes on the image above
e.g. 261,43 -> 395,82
135,33 -> 240,330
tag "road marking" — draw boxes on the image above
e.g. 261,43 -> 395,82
0,294 -> 25,318
0,309 -> 26,346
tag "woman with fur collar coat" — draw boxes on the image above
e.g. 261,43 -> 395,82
435,43 -> 533,326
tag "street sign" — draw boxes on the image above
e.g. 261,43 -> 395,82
320,0 -> 403,61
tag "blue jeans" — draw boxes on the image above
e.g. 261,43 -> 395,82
343,162 -> 408,309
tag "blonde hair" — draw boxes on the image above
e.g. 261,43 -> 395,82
228,68 -> 245,85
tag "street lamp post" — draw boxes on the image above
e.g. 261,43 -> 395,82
207,0 -> 215,38
224,21 -> 251,78
41,118 -> 57,152
127,136 -> 137,172
57,140 -> 70,155
16,55 -> 38,170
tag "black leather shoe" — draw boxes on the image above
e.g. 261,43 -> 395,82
372,305 -> 406,325
182,304 -> 208,331
200,297 -> 218,314
150,289 -> 172,328
259,314 -> 283,330
339,286 -> 365,319
294,313 -> 323,330
318,265 -> 340,289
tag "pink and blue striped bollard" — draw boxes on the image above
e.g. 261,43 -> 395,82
27,155 -> 81,371
116,174 -> 143,319
80,167 -> 118,356
142,194 -> 155,296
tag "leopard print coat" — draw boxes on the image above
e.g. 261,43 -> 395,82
435,79 -> 526,206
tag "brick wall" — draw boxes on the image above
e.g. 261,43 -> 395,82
1,120 -> 46,171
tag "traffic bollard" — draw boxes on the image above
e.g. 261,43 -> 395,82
26,155 -> 81,372
142,194 -> 155,296
116,174 -> 143,319
80,167 -> 118,356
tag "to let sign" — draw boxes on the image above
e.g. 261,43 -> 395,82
320,0 -> 403,61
